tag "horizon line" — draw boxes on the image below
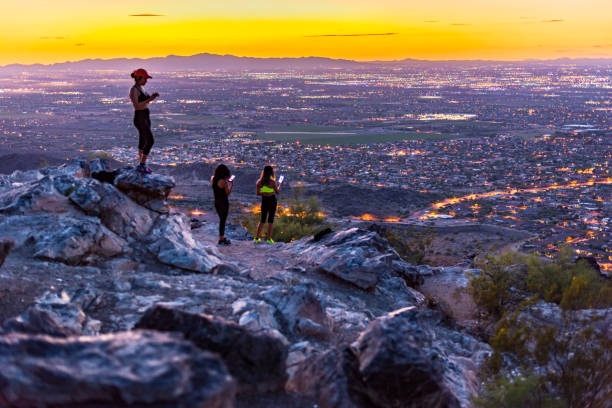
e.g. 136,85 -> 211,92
1,52 -> 612,68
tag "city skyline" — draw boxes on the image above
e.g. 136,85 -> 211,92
1,0 -> 611,64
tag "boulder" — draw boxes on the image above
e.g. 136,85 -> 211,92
31,216 -> 127,265
147,214 -> 230,273
0,214 -> 126,265
0,238 -> 13,268
69,178 -> 157,239
135,305 -> 288,393
1,291 -> 86,337
288,307 -> 489,408
260,283 -> 332,340
352,307 -> 461,408
114,166 -> 175,213
286,347 -> 374,408
288,228 -> 413,290
0,331 -> 236,408
1,289 -> 102,337
0,176 -> 77,215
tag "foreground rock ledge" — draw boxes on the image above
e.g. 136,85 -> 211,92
0,330 -> 236,408
135,305 -> 288,393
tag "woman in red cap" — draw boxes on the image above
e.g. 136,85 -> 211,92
129,68 -> 159,173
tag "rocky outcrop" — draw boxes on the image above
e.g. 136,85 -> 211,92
69,178 -> 157,239
288,228 -> 422,290
148,214 -> 231,273
0,214 -> 126,265
288,307 -> 490,408
0,238 -> 13,268
0,331 -> 236,408
0,162 -> 229,273
1,290 -> 100,337
135,305 -> 288,393
114,166 -> 176,213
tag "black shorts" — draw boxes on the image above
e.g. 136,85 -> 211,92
260,195 -> 277,223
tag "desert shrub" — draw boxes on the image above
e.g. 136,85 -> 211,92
470,248 -> 612,318
241,192 -> 329,242
385,228 -> 433,265
482,310 -> 612,408
473,374 -> 564,408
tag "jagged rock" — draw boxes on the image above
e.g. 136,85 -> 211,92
113,166 -> 175,212
1,288 -> 103,337
135,305 -> 288,393
260,283 -> 332,340
232,297 -> 281,332
69,178 -> 157,239
0,238 -> 13,268
289,306 -> 488,408
285,347 -> 369,408
352,307 -> 461,408
31,216 -> 126,265
0,176 -> 78,215
288,228 -> 405,290
147,214 -> 230,273
0,331 -> 236,408
391,259 -> 425,286
0,214 -> 126,265
376,277 -> 426,308
1,291 -> 86,337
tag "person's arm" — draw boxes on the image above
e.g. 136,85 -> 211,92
130,87 -> 157,110
227,178 -> 234,195
256,181 -> 262,196
210,176 -> 214,186
272,180 -> 280,194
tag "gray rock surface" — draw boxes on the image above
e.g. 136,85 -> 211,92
0,330 -> 236,408
135,305 -> 288,393
148,214 -> 230,273
0,238 -> 13,268
288,228 -> 416,290
113,166 -> 175,212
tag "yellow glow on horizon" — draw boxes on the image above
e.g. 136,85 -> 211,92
0,0 -> 611,64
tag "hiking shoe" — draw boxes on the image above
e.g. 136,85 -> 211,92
218,238 -> 231,246
143,166 -> 152,174
266,239 -> 274,244
136,164 -> 146,173
253,238 -> 262,243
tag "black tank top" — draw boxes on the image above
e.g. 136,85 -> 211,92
212,177 -> 228,201
132,85 -> 150,103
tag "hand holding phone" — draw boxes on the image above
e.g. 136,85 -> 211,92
228,175 -> 236,182
152,92 -> 160,99
278,175 -> 284,184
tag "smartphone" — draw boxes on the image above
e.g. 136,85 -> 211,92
152,92 -> 159,98
278,175 -> 284,184
228,175 -> 236,182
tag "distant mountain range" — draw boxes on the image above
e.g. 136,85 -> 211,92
1,53 -> 611,73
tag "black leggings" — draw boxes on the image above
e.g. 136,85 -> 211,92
260,195 -> 277,223
215,199 -> 229,236
134,109 -> 154,155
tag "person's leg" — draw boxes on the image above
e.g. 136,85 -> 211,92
266,197 -> 277,241
216,200 -> 229,241
255,222 -> 264,240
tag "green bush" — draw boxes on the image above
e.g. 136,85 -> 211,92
483,310 -> 612,408
385,228 -> 433,265
473,374 -> 564,408
470,248 -> 612,318
241,193 -> 329,243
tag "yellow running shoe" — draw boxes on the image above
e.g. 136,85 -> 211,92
266,238 -> 274,244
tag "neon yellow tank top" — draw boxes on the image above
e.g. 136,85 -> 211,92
260,185 -> 275,193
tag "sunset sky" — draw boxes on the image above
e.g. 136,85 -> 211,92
1,0 -> 611,64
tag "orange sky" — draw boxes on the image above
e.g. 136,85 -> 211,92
1,0 -> 610,64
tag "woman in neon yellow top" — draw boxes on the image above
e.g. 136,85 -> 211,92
254,165 -> 282,243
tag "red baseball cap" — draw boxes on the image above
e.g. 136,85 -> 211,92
132,68 -> 152,79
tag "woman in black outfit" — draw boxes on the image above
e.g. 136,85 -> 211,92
254,165 -> 282,243
210,164 -> 234,245
129,68 -> 159,174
